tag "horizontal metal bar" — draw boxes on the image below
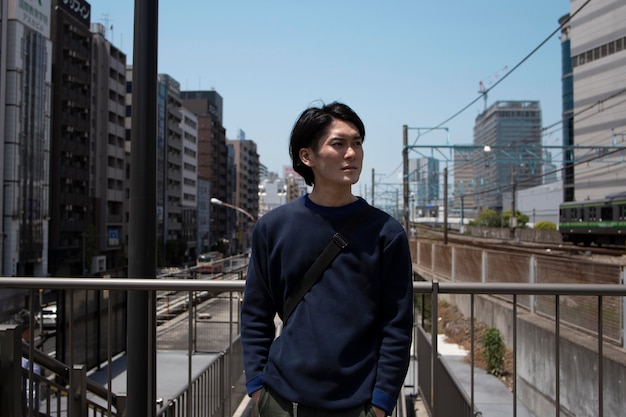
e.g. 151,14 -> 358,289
431,282 -> 626,296
1,277 -> 624,296
0,277 -> 246,291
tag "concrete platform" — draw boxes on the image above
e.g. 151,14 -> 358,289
88,351 -> 219,406
430,335 -> 538,417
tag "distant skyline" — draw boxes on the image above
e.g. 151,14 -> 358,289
90,1 -> 570,190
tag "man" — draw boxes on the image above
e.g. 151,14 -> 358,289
241,102 -> 413,417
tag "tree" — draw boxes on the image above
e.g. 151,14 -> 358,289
469,209 -> 502,227
503,209 -> 529,229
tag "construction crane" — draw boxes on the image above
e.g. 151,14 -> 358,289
478,65 -> 508,110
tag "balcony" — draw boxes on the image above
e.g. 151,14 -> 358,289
1,249 -> 625,417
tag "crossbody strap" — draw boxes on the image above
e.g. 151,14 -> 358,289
282,204 -> 376,325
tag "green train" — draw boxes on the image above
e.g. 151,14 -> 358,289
559,192 -> 626,247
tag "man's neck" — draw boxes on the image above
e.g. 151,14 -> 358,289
308,187 -> 357,207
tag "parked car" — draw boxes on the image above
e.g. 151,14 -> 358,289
196,251 -> 224,274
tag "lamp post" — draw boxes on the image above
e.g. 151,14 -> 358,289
210,198 -> 256,254
210,198 -> 256,222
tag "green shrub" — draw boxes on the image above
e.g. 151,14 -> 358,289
482,327 -> 505,376
534,221 -> 557,230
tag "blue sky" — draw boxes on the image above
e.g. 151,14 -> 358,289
90,1 -> 570,191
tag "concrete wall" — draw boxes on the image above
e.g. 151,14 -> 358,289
445,292 -> 626,417
465,226 -> 563,243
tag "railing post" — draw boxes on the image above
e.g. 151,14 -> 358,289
70,365 -> 87,417
620,267 -> 626,349
481,250 -> 487,283
597,296 -> 604,417
0,325 -> 23,417
116,395 -> 128,417
529,255 -> 536,314
430,280 -> 439,417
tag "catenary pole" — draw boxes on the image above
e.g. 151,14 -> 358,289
402,125 -> 409,230
128,1 -> 158,416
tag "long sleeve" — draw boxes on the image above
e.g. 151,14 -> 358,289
371,228 -> 414,414
240,221 -> 277,395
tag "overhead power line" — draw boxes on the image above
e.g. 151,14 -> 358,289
428,0 -> 592,134
386,0 -> 594,181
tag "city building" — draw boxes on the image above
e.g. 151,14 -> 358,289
472,100 -> 543,211
569,0 -> 626,201
156,74 -> 184,265
514,182 -> 563,226
452,145 -> 476,218
180,107 -> 199,262
90,22 -> 127,275
228,130 -> 259,252
0,0 -> 53,321
196,178 -> 211,254
48,0 -> 92,276
409,157 -> 440,217
259,173 -> 287,216
559,13 -> 575,202
283,166 -> 307,203
180,90 -> 230,252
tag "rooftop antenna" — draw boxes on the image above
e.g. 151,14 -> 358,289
101,14 -> 114,40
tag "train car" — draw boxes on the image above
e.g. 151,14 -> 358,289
196,251 -> 224,274
559,192 -> 626,247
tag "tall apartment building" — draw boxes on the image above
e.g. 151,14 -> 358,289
228,131 -> 259,252
90,23 -> 127,274
197,177 -> 211,254
0,0 -> 53,323
452,146 -> 475,216
569,0 -> 626,201
157,74 -> 184,265
409,157 -> 440,215
283,166 -> 308,203
180,90 -> 230,252
472,101 -> 543,211
49,0 -> 92,276
559,13 -> 575,202
259,176 -> 287,215
180,107 -> 199,261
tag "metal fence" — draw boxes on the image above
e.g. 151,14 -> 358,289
156,336 -> 244,417
2,277 -> 626,417
412,240 -> 626,346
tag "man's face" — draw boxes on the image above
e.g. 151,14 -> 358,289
304,118 -> 363,188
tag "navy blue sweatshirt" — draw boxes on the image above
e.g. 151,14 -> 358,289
241,195 -> 413,415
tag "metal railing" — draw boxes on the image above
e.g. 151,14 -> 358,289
1,277 -> 625,417
156,336 -> 243,417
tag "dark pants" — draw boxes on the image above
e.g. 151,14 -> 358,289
257,387 -> 376,417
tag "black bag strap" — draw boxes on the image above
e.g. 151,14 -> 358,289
282,204 -> 376,324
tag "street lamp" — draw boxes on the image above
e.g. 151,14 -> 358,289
210,198 -> 256,222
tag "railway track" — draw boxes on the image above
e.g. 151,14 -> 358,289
414,224 -> 626,259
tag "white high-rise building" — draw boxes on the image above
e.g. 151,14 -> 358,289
570,0 -> 626,200
1,1 -> 52,277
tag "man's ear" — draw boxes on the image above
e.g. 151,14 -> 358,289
299,148 -> 314,167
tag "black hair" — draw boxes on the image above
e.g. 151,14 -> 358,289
289,101 -> 365,186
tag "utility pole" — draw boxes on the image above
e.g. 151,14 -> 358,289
443,167 -> 448,245
402,125 -> 409,231
510,166 -> 517,239
371,169 -> 375,206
